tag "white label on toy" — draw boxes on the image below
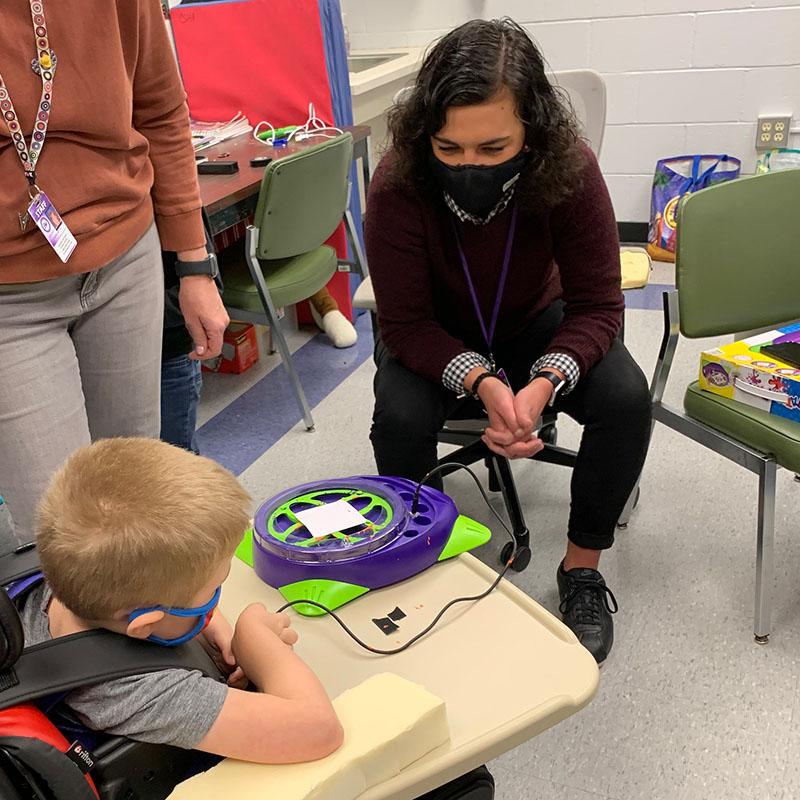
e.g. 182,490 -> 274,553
296,501 -> 369,538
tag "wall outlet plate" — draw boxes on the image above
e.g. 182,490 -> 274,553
756,115 -> 793,151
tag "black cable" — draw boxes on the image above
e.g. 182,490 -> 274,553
276,463 -> 520,655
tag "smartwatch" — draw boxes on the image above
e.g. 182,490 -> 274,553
175,252 -> 220,279
533,370 -> 566,407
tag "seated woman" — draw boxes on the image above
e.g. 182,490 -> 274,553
365,18 -> 652,665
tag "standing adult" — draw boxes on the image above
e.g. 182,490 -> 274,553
0,0 -> 228,547
366,19 -> 652,663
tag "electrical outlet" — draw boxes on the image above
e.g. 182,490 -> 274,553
755,115 -> 793,151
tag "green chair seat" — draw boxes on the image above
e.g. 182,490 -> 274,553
684,381 -> 800,474
221,245 -> 337,313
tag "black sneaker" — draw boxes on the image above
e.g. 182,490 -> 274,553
557,562 -> 618,665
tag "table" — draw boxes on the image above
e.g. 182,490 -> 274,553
198,125 -> 372,237
209,552 -> 599,800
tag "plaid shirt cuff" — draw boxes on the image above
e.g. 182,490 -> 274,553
530,353 -> 580,394
442,351 -> 491,394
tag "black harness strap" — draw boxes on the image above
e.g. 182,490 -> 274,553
0,544 -> 223,712
0,631 -> 222,712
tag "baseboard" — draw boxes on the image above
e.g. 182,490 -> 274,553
617,221 -> 649,245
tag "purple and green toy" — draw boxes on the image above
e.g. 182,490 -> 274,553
235,475 -> 491,615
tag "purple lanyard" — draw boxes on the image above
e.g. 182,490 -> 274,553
453,204 -> 517,362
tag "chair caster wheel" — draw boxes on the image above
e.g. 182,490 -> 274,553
617,522 -> 628,531
539,424 -> 557,445
755,634 -> 770,645
306,425 -> 316,432
501,542 -> 531,572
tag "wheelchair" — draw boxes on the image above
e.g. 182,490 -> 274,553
0,544 -> 495,799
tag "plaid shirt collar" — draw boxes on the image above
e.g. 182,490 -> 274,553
443,183 -> 517,226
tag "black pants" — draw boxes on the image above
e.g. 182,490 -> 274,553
370,302 -> 652,550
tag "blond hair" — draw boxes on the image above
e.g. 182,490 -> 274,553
37,438 -> 252,620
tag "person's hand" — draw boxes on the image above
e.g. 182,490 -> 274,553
177,268 -> 229,360
234,604 -> 299,652
230,604 -> 301,693
199,611 -> 248,688
476,376 -> 524,456
499,377 -> 557,459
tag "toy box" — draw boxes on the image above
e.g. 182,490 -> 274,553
201,322 -> 259,374
699,324 -> 800,423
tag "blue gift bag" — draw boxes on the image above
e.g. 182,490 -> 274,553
647,154 -> 741,262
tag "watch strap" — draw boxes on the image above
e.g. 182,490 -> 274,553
533,370 -> 566,406
470,371 -> 502,399
175,253 -> 219,279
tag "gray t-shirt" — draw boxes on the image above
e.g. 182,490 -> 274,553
19,582 -> 228,749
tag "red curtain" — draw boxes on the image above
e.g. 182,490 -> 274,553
171,0 -> 352,320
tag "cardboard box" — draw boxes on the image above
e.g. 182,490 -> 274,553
699,324 -> 800,423
201,322 -> 259,374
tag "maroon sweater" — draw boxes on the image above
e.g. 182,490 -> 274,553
365,144 -> 624,386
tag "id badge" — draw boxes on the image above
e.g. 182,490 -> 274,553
496,366 -> 511,389
28,192 -> 77,263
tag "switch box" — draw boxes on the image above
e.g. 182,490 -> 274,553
755,116 -> 793,151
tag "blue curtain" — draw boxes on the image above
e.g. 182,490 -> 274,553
318,0 -> 353,127
318,0 -> 365,303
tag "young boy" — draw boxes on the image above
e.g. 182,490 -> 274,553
23,437 -> 343,763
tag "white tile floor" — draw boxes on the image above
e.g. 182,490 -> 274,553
199,262 -> 800,799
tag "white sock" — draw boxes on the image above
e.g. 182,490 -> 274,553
312,307 -> 357,348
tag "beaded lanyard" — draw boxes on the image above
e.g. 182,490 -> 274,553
0,0 -> 55,230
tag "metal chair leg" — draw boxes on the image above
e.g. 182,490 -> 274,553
754,458 -> 777,644
245,226 -> 315,432
266,309 -> 316,431
485,457 -> 501,493
616,482 -> 640,530
488,456 -> 531,572
344,207 -> 369,279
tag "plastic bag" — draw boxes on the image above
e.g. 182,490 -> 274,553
647,154 -> 741,262
756,149 -> 800,174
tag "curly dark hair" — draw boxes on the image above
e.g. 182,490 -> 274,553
386,18 -> 586,210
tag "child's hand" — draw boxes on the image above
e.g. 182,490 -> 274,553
200,611 -> 249,688
235,603 -> 299,649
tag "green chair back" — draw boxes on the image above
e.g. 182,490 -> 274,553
252,133 -> 353,261
675,168 -> 800,338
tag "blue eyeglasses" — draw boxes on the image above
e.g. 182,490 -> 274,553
128,585 -> 222,646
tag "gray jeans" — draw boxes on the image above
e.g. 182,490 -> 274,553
0,224 -> 164,549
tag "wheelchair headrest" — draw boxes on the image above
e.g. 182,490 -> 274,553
0,544 -> 42,673
0,589 -> 24,672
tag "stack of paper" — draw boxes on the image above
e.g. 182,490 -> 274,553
191,111 -> 253,152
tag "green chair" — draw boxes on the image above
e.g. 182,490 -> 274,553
650,168 -> 800,643
220,133 -> 355,431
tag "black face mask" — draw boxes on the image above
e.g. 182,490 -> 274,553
428,149 -> 530,218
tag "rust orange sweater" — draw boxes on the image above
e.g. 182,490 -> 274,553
0,0 -> 205,283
